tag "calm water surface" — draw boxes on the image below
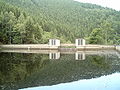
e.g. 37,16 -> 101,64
0,50 -> 120,90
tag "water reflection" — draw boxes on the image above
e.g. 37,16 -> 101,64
75,52 -> 85,60
20,73 -> 120,90
49,52 -> 86,60
0,50 -> 120,90
49,52 -> 60,60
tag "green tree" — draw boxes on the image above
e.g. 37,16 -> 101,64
89,28 -> 104,44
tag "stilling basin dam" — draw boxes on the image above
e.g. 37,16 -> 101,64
0,39 -> 119,51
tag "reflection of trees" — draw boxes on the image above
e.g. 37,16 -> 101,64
0,53 -> 49,86
25,54 -> 50,75
89,55 -> 110,70
18,54 -> 120,89
0,53 -> 120,89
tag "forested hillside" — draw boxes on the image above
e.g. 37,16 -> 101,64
0,0 -> 120,44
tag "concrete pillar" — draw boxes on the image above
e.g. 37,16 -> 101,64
49,39 -> 60,46
116,45 -> 120,51
75,38 -> 85,47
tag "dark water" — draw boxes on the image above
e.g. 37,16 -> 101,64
0,50 -> 120,90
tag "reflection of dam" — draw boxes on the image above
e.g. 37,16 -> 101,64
49,52 -> 60,59
1,49 -> 120,59
75,52 -> 85,60
49,52 -> 86,60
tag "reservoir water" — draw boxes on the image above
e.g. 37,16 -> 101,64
0,50 -> 120,90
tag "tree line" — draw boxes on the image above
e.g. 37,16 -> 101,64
0,0 -> 120,44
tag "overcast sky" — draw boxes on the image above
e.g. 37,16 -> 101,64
74,0 -> 120,11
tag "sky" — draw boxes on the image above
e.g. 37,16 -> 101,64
74,0 -> 120,11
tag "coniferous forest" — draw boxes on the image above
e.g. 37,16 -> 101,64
0,0 -> 120,44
